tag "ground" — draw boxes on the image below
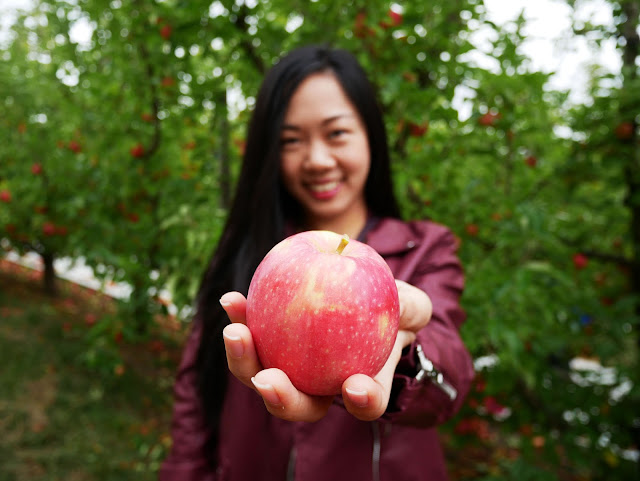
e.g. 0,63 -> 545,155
0,259 -> 185,481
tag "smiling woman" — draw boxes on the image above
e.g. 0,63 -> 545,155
160,44 -> 474,481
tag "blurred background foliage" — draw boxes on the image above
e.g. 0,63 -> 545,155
0,0 -> 638,479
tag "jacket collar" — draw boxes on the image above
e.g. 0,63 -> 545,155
283,216 -> 419,256
364,217 -> 421,256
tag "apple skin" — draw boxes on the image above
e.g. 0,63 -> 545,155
246,230 -> 400,396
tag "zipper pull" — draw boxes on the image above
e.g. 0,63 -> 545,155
415,344 -> 457,400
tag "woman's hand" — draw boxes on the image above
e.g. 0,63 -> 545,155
219,282 -> 432,422
395,279 -> 432,334
344,281 -> 432,420
221,291 -> 334,422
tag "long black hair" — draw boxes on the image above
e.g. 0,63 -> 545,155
195,44 -> 401,461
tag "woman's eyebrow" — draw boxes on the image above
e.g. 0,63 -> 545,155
281,113 -> 355,131
322,113 -> 355,126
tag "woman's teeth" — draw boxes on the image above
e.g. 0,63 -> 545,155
309,181 -> 339,193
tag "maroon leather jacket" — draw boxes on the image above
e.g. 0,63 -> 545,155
160,218 -> 474,481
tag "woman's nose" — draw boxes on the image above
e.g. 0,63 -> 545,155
304,140 -> 335,169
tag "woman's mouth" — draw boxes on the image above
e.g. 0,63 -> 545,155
307,180 -> 341,200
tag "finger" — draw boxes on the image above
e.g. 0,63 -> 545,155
223,323 -> 263,388
395,280 -> 432,332
219,291 -> 248,325
251,368 -> 334,423
343,330 -> 416,421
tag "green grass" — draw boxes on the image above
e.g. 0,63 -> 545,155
0,264 -> 182,481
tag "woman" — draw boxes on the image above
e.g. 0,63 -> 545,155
160,45 -> 474,481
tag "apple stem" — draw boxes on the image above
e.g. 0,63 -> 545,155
336,234 -> 350,255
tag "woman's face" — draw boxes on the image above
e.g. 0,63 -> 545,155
280,72 -> 370,233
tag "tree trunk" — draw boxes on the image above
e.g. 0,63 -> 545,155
619,0 -> 639,345
129,274 -> 153,336
218,88 -> 232,211
41,251 -> 57,296
619,0 -> 640,455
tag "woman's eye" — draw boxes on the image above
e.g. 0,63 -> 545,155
329,129 -> 347,139
280,137 -> 299,147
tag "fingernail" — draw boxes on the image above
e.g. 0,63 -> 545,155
223,331 -> 244,359
251,377 -> 282,406
219,296 -> 232,307
345,387 -> 369,408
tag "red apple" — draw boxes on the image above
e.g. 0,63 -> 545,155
380,9 -> 403,29
130,143 -> 145,158
31,163 -> 43,175
409,121 -> 429,137
246,230 -> 400,396
478,112 -> 501,127
159,24 -> 172,40
353,11 -> 377,39
465,223 -> 479,236
85,313 -> 97,326
0,190 -> 11,203
614,121 -> 633,141
42,222 -> 56,236
161,76 -> 175,88
354,11 -> 367,38
525,155 -> 537,167
572,253 -> 588,270
388,9 -> 403,26
68,140 -> 82,153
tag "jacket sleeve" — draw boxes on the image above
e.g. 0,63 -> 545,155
384,224 -> 475,427
158,319 -> 217,481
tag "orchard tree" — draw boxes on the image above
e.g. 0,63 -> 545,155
564,0 -> 640,474
0,14 -> 90,295
433,2 -> 639,479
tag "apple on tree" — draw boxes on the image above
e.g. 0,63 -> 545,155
379,9 -> 403,29
465,223 -> 479,236
159,24 -> 172,40
42,222 -> 56,236
614,121 -> 633,141
130,143 -> 145,158
573,253 -> 589,270
409,121 -> 429,137
478,112 -> 501,127
246,230 -> 399,396
68,140 -> 82,153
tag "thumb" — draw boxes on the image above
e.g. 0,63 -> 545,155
219,291 -> 248,325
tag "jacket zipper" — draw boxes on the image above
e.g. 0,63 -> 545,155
372,421 -> 381,481
287,446 -> 296,481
